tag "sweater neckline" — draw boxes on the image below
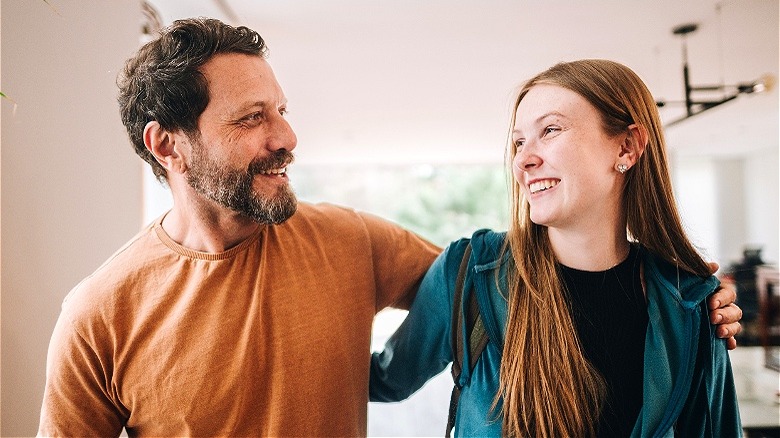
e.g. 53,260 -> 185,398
153,214 -> 265,261
558,244 -> 640,287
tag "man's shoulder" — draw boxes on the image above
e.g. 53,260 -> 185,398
63,223 -> 165,314
293,201 -> 387,221
289,201 -> 439,263
288,202 -> 405,234
293,201 -> 361,220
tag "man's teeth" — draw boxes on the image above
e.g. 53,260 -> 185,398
260,167 -> 286,175
529,179 -> 559,194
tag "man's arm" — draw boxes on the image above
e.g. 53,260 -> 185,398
356,209 -> 441,312
706,263 -> 743,350
39,312 -> 125,437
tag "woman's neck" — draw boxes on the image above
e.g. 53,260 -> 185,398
548,224 -> 630,272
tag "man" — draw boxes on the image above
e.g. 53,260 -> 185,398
38,18 -> 741,436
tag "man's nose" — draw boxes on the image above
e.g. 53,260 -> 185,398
267,116 -> 297,152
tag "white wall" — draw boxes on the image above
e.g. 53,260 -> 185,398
714,158 -> 749,264
743,148 -> 780,265
1,0 -> 142,435
673,149 -> 779,270
673,157 -> 720,260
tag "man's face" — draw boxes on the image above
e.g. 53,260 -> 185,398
185,53 -> 298,224
186,134 -> 297,224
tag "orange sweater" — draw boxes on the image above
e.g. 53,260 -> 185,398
39,203 -> 440,437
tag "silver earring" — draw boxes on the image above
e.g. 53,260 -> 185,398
617,163 -> 628,174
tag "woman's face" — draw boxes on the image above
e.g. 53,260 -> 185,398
511,84 -> 625,232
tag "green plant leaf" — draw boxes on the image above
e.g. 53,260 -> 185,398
41,0 -> 62,16
1,91 -> 16,103
1,91 -> 19,115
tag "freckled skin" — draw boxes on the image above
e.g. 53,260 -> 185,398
512,85 -> 624,234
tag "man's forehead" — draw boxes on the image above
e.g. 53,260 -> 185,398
201,53 -> 272,88
200,53 -> 285,111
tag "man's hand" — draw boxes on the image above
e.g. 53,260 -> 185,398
707,262 -> 743,350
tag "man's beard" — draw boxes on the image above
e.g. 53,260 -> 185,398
186,140 -> 298,225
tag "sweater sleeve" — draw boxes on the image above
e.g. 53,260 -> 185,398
369,241 -> 466,402
38,306 -> 126,437
356,210 -> 441,312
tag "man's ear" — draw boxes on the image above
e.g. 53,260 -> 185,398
618,123 -> 648,166
143,121 -> 188,174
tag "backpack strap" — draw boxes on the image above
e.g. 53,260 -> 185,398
446,244 -> 489,437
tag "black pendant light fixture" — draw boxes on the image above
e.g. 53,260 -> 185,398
656,22 -> 775,126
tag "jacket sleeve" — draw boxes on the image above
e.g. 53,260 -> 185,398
675,301 -> 742,437
369,240 -> 467,402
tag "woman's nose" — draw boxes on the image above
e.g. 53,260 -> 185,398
515,143 -> 541,170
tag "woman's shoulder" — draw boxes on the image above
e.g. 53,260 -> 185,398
468,229 -> 508,266
640,247 -> 719,305
439,229 -> 507,274
470,228 -> 507,244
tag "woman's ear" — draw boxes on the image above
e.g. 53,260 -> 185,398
143,121 -> 188,174
618,123 -> 648,167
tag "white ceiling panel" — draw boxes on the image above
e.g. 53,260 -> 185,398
147,0 -> 779,164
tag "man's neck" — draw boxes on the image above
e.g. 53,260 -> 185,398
161,194 -> 263,253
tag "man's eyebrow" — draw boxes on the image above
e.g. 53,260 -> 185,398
231,101 -> 267,117
230,98 -> 288,118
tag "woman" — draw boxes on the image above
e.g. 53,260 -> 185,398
370,59 -> 741,437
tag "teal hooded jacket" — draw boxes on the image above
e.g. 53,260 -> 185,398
370,229 -> 741,437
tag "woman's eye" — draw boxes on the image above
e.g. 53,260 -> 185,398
514,139 -> 525,150
544,126 -> 560,135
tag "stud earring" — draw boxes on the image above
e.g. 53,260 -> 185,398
617,163 -> 628,174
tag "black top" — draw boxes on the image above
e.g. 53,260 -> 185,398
559,244 -> 648,437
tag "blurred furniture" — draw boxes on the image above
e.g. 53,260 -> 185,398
729,248 -> 764,345
756,265 -> 780,372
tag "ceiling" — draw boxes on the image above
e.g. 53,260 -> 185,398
148,0 -> 779,165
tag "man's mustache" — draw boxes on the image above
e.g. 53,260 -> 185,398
247,150 -> 295,175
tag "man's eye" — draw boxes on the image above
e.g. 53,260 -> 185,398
240,112 -> 264,125
279,108 -> 289,116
